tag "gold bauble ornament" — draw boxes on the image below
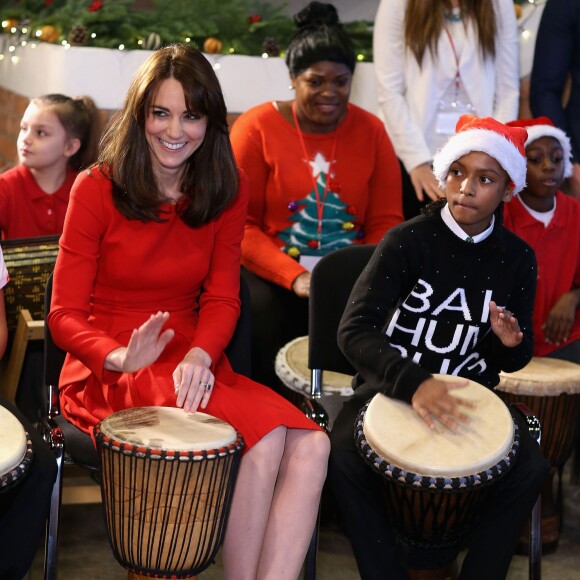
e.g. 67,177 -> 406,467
2,19 -> 19,31
203,37 -> 222,54
514,3 -> 522,19
39,25 -> 59,43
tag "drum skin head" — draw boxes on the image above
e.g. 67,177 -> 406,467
498,357 -> 580,396
275,336 -> 354,396
99,406 -> 237,451
0,405 -> 27,474
363,376 -> 514,477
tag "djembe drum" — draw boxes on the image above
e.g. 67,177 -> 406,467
356,376 -> 519,578
496,357 -> 580,552
276,335 -> 354,398
95,406 -> 244,579
0,404 -> 34,493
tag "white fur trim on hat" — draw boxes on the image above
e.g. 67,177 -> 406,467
433,129 -> 527,194
525,125 -> 573,178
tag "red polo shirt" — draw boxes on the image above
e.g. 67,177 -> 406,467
0,164 -> 76,240
503,192 -> 580,356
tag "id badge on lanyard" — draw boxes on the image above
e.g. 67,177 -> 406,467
435,26 -> 476,135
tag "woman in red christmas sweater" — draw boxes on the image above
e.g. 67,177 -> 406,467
48,44 -> 329,580
231,1 -> 404,392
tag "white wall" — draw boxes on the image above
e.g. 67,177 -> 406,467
271,0 -> 380,22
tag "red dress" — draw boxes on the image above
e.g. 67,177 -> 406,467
48,168 -> 321,450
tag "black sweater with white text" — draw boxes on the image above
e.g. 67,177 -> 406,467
338,209 -> 537,404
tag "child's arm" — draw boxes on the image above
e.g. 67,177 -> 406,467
479,246 -> 537,373
543,288 -> 580,346
338,228 -> 432,403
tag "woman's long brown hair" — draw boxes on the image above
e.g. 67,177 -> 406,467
404,0 -> 497,66
98,44 -> 238,227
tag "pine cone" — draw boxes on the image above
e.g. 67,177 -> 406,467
261,37 -> 280,57
69,24 -> 89,46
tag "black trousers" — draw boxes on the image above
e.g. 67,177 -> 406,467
328,384 -> 550,580
0,398 -> 57,579
241,267 -> 309,395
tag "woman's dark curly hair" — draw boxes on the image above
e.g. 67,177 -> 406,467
285,2 -> 355,78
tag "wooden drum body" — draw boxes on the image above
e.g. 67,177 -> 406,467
357,376 -> 519,576
496,357 -> 580,551
95,406 -> 244,579
0,405 -> 33,492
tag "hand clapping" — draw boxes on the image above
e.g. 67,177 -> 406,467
489,300 -> 523,347
104,311 -> 175,373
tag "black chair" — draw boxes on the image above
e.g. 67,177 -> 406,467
300,245 -> 376,580
39,271 -> 252,580
304,244 -> 543,580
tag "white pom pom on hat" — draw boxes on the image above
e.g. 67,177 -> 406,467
432,114 -> 528,194
506,116 -> 573,178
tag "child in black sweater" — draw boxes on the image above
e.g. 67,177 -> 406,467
329,115 -> 550,580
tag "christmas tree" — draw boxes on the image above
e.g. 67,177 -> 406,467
279,173 -> 358,258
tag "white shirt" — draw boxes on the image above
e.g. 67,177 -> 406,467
441,203 -> 495,243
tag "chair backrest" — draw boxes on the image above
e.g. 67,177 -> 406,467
1,235 -> 59,333
43,271 -> 252,416
308,244 -> 376,378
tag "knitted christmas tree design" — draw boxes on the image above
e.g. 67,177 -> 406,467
279,171 -> 357,257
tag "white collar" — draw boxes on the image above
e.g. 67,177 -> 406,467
441,203 -> 495,243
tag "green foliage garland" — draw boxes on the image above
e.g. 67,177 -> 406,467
0,0 -> 374,60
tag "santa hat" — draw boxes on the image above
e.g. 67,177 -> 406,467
506,116 -> 573,178
433,114 -> 528,194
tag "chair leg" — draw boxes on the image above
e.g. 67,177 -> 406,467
44,431 -> 64,580
529,494 -> 542,580
303,507 -> 320,580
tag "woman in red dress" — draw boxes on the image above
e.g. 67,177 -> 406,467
48,44 -> 329,580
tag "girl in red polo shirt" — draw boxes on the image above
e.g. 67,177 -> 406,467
504,117 -> 580,362
0,93 -> 101,240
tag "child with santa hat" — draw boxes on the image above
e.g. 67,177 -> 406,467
328,114 -> 550,580
504,116 -> 580,362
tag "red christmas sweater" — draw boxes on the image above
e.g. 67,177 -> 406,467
231,102 -> 403,289
503,192 -> 580,356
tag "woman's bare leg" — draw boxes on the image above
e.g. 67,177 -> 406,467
256,429 -> 330,580
222,427 -> 287,580
222,427 -> 329,580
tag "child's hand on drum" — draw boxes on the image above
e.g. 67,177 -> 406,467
104,311 -> 175,373
489,300 -> 523,347
174,347 -> 215,413
411,377 -> 472,431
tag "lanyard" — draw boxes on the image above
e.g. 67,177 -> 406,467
443,26 -> 462,94
292,100 -> 339,244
